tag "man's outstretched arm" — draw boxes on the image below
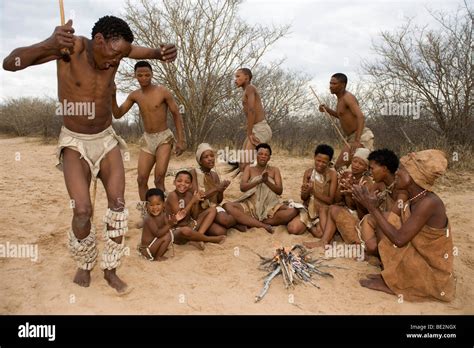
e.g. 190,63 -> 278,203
3,20 -> 75,71
127,44 -> 177,62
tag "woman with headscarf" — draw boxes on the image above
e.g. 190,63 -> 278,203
190,143 -> 246,235
353,150 -> 455,302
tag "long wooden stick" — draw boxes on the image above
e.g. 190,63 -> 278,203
59,0 -> 65,24
310,86 -> 350,148
58,0 -> 71,60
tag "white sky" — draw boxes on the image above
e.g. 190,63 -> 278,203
0,0 -> 464,102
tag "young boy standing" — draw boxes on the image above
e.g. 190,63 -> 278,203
234,68 -> 272,173
319,73 -> 374,170
112,61 -> 186,204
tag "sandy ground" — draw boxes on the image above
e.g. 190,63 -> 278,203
0,136 -> 472,314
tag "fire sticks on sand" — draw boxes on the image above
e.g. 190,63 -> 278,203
255,245 -> 336,303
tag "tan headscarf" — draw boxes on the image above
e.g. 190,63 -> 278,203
195,143 -> 214,165
400,149 -> 447,191
353,147 -> 370,165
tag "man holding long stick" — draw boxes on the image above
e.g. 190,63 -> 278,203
3,14 -> 177,293
319,73 -> 374,170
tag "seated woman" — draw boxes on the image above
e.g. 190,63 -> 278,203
353,149 -> 455,302
303,147 -> 372,249
224,143 -> 298,233
287,144 -> 337,237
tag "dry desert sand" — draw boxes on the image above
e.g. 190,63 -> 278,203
0,136 -> 473,314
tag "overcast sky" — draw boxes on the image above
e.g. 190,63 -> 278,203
0,0 -> 464,102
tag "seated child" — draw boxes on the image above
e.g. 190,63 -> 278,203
287,144 -> 337,237
137,188 -> 176,261
166,170 -> 226,249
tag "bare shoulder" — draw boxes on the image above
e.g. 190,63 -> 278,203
73,36 -> 87,54
269,165 -> 280,175
155,213 -> 166,227
128,89 -> 140,100
154,84 -> 172,96
303,167 -> 312,179
143,215 -> 154,229
327,168 -> 337,180
245,84 -> 257,95
426,192 -> 445,209
211,171 -> 220,182
414,192 -> 445,218
343,91 -> 359,105
166,191 -> 178,202
244,164 -> 253,175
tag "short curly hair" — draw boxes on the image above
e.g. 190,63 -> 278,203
238,68 -> 253,81
314,144 -> 334,160
368,149 -> 399,174
146,188 -> 165,202
91,16 -> 134,43
256,143 -> 272,155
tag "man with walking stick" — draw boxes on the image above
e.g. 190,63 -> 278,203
3,12 -> 177,294
318,73 -> 374,170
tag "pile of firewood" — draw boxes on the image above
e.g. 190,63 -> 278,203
255,245 -> 334,302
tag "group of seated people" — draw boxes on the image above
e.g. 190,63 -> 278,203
138,142 -> 455,302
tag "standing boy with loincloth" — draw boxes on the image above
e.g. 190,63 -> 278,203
354,150 -> 455,302
223,144 -> 298,233
234,68 -> 272,173
112,60 -> 185,209
319,73 -> 374,170
138,188 -> 179,261
303,147 -> 372,249
166,171 -> 225,249
3,15 -> 177,293
287,144 -> 338,238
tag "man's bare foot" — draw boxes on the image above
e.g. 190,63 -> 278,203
235,224 -> 248,232
216,235 -> 226,244
359,277 -> 394,295
190,241 -> 205,250
104,269 -> 128,293
73,268 -> 91,287
155,256 -> 168,261
303,239 -> 328,249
